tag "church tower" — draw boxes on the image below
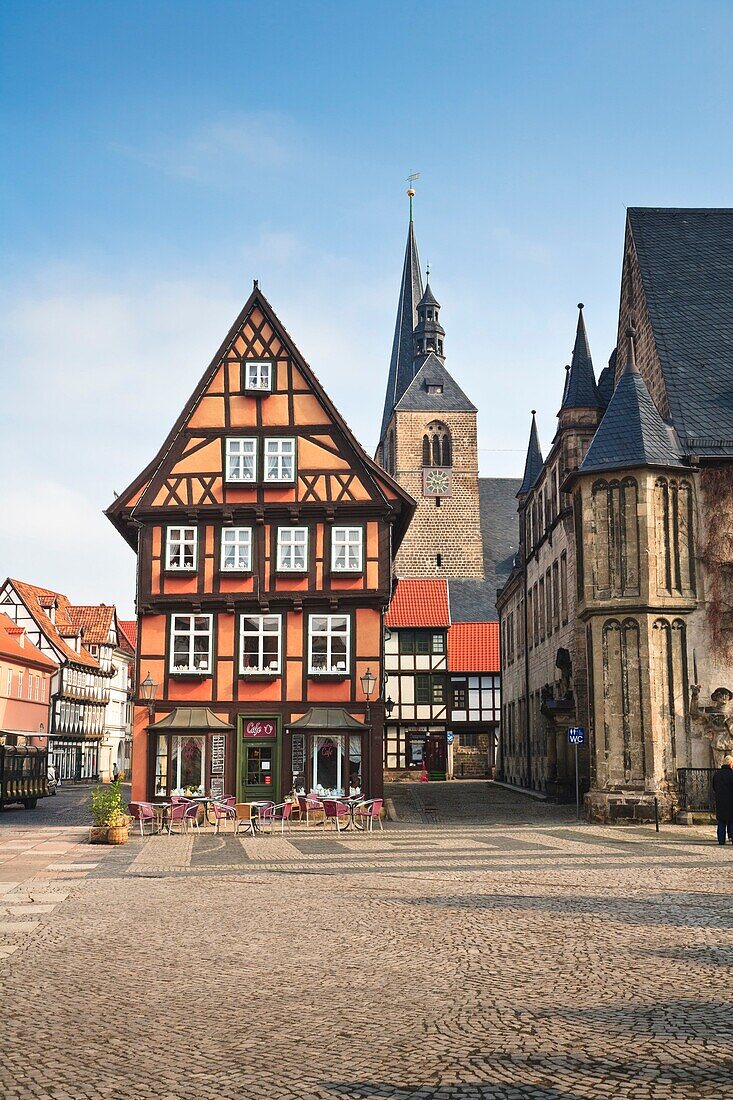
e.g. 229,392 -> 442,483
377,193 -> 484,578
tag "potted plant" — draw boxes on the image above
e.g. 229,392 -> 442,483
89,780 -> 129,845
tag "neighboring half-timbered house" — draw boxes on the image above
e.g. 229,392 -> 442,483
106,284 -> 415,804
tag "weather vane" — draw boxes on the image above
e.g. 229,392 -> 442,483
406,172 -> 420,221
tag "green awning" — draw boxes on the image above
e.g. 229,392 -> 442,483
149,707 -> 233,731
288,708 -> 367,731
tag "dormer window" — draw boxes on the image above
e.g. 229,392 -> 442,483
243,361 -> 273,393
427,384 -> 443,395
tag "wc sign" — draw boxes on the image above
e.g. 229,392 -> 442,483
568,727 -> 585,745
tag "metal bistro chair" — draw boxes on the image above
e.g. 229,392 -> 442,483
297,794 -> 324,827
167,802 -> 189,835
212,800 -> 237,835
183,801 -> 201,833
322,799 -> 350,833
130,802 -> 156,837
259,801 -> 293,835
354,798 -> 384,833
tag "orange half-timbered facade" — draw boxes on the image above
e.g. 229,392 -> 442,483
107,284 -> 414,805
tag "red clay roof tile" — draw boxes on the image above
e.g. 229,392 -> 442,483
447,621 -> 500,673
386,578 -> 451,628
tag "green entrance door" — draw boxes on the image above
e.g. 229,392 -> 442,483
240,741 -> 278,802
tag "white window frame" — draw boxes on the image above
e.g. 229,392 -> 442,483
225,438 -> 258,483
220,527 -> 252,572
243,360 -> 273,392
18,671 -> 23,698
6,668 -> 11,696
169,614 -> 213,675
27,674 -> 33,701
166,526 -> 198,571
239,614 -> 282,675
263,437 -> 296,483
308,615 -> 350,676
277,527 -> 309,572
331,526 -> 363,572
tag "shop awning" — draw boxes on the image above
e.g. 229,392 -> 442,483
288,708 -> 367,731
149,707 -> 233,731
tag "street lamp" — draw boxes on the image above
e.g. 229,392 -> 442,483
360,667 -> 377,723
139,671 -> 157,719
385,697 -> 395,717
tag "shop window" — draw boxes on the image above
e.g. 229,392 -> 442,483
332,527 -> 363,572
264,438 -> 296,482
221,527 -> 252,572
170,614 -> 212,675
156,734 -> 205,797
166,526 -> 197,571
240,615 -> 281,675
308,615 -> 350,675
311,734 -> 362,797
226,438 -> 257,483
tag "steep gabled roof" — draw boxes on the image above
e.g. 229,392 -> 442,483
4,580 -> 100,668
560,304 -> 600,410
395,355 -> 476,414
597,351 -> 616,409
67,605 -> 115,646
448,477 -> 521,623
386,578 -> 450,628
580,328 -> 684,475
0,613 -> 58,671
517,412 -> 543,496
379,219 -> 424,440
447,622 -> 500,672
106,284 -> 416,550
628,208 -> 733,455
119,620 -> 138,652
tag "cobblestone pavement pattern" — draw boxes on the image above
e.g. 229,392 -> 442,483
1,781 -> 732,1100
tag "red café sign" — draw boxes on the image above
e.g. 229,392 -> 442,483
244,720 -> 276,739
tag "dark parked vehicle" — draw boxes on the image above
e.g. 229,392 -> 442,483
0,745 -> 49,810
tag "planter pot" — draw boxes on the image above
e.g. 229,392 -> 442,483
89,825 -> 129,845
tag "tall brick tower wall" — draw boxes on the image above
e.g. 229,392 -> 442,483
391,409 -> 484,577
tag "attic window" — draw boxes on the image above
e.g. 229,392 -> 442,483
243,361 -> 273,393
427,383 -> 443,395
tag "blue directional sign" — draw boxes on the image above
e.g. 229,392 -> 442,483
446,731 -> 454,745
568,727 -> 585,745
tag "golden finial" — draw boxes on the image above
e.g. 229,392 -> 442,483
406,172 -> 420,220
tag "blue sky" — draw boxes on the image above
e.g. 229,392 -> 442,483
2,0 -> 732,614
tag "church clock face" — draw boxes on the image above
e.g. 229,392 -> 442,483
423,468 -> 452,498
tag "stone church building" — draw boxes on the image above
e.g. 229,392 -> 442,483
376,193 -> 519,780
498,208 -> 733,822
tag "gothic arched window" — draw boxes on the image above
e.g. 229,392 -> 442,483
424,421 -> 452,468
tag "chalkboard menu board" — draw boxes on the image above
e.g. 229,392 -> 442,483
211,734 -> 226,775
210,777 -> 224,800
291,733 -> 305,777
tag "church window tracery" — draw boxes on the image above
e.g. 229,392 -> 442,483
591,477 -> 640,598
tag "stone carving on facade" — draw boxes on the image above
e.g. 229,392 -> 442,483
690,685 -> 733,766
555,648 -> 573,701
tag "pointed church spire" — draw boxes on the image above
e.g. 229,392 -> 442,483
517,411 -> 544,497
580,325 -> 683,474
379,192 -> 425,441
560,303 -> 600,410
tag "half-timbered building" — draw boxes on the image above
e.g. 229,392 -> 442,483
106,284 -> 414,805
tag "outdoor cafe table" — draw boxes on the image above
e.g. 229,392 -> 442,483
151,801 -> 172,833
187,795 -> 221,826
334,794 -> 365,831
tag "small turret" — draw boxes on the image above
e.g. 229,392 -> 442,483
413,278 -> 445,363
517,411 -> 544,498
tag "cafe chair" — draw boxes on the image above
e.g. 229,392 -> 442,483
212,801 -> 237,834
260,801 -> 293,835
233,803 -> 256,837
183,802 -> 201,833
130,802 -> 156,837
167,802 -> 189,835
322,799 -> 350,833
354,798 -> 384,833
297,794 -> 324,827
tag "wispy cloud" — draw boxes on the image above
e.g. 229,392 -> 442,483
110,112 -> 297,183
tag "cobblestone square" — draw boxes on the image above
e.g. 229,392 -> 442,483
1,783 -> 732,1099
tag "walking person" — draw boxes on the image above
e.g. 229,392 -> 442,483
712,755 -> 733,845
